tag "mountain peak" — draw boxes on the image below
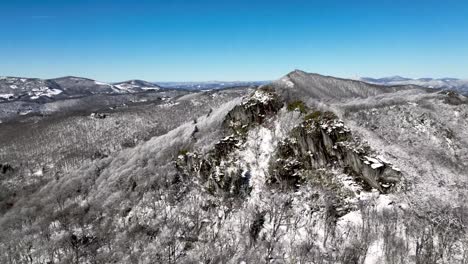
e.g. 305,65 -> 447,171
273,69 -> 420,102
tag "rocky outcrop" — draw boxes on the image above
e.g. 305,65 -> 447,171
177,87 -> 283,196
223,86 -> 283,136
270,111 -> 401,192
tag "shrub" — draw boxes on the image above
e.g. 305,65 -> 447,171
287,101 -> 307,113
178,149 -> 189,156
304,111 -> 323,121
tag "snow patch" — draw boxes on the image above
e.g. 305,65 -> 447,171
364,239 -> 384,264
251,90 -> 273,104
94,80 -> 112,86
33,169 -> 44,176
0,93 -> 14,99
280,77 -> 295,88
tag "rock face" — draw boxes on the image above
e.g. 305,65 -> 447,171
178,85 -> 401,196
223,86 -> 283,135
270,109 -> 400,192
177,87 -> 284,196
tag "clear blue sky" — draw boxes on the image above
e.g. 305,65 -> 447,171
1,0 -> 467,81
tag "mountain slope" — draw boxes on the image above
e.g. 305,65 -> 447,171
0,77 -> 63,102
114,80 -> 161,93
0,76 -> 163,103
0,71 -> 467,263
272,70 -> 428,102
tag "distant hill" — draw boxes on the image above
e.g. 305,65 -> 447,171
156,81 -> 269,90
360,76 -> 468,94
0,76 -> 166,103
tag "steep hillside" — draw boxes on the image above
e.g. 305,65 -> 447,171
0,71 -> 467,264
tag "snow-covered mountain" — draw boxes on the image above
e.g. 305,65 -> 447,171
1,70 -> 468,263
0,76 -> 163,102
113,80 -> 161,93
0,76 -> 265,103
0,76 -> 63,102
360,76 -> 468,94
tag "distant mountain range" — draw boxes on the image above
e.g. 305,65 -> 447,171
156,81 -> 269,90
0,76 -> 269,102
0,76 -> 162,102
3,73 -> 468,104
360,76 -> 468,94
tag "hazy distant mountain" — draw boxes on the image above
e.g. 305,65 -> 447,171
360,76 -> 413,83
156,80 -> 269,90
360,76 -> 468,94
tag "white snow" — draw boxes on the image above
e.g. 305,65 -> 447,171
33,169 -> 44,176
19,110 -> 33,115
26,86 -> 63,99
251,90 -> 272,104
364,156 -> 380,164
241,127 -> 275,201
338,210 -> 363,227
364,239 -> 384,264
376,155 -> 390,164
0,93 -> 14,99
141,87 -> 159,91
280,77 -> 295,88
94,80 -> 112,86
115,84 -> 138,90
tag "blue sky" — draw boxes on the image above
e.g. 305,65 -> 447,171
1,0 -> 467,81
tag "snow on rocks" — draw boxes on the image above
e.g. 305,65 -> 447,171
320,119 -> 350,135
250,89 -> 274,104
371,163 -> 384,169
0,93 -> 14,100
364,155 -> 392,170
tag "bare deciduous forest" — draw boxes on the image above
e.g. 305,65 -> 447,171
1,71 -> 468,263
